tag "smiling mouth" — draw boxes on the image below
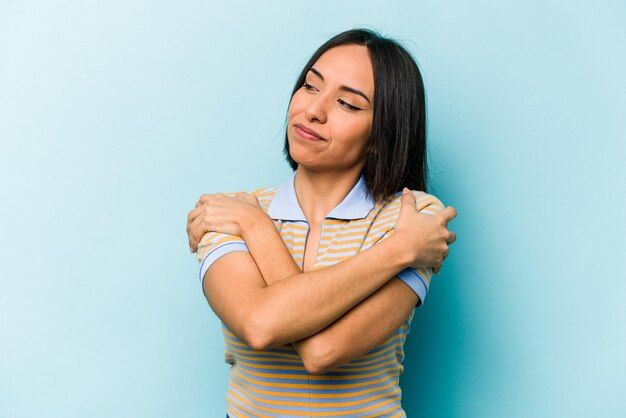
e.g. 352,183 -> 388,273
294,124 -> 325,141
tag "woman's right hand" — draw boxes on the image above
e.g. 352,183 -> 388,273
393,188 -> 457,273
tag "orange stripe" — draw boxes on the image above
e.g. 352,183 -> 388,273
372,210 -> 401,225
225,347 -> 303,364
228,381 -> 400,416
229,372 -> 399,400
231,375 -> 400,409
231,364 -> 400,390
236,361 -> 399,383
365,399 -> 405,417
279,223 -> 309,232
227,387 -> 282,417
229,377 -> 312,408
317,246 -> 360,256
281,237 -> 308,247
318,236 -> 368,247
234,353 -> 401,374
197,233 -> 244,259
252,188 -> 278,198
235,358 -> 308,371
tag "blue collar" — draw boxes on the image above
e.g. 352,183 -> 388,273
267,171 -> 375,222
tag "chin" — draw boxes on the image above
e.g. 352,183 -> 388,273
288,143 -> 314,165
290,154 -> 318,170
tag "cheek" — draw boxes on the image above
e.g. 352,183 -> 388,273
287,91 -> 305,119
337,118 -> 372,153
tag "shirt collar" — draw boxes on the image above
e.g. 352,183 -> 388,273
267,171 -> 375,222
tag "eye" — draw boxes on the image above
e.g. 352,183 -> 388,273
302,82 -> 317,91
338,99 -> 362,111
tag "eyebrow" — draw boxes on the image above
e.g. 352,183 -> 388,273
309,67 -> 371,104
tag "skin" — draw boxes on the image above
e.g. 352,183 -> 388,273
187,45 -> 457,374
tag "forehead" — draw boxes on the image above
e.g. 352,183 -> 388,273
310,45 -> 374,95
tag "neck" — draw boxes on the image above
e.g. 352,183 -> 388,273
294,165 -> 363,224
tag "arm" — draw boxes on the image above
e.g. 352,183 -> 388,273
202,228 -> 412,351
190,190 -> 455,367
208,238 -> 416,374
295,278 -> 417,374
237,192 -> 432,374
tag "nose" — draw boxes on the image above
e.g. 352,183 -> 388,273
304,94 -> 328,124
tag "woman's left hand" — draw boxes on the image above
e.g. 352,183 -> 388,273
186,192 -> 264,252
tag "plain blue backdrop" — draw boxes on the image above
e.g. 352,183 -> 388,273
1,1 -> 625,417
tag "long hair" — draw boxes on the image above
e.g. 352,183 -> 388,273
283,28 -> 428,201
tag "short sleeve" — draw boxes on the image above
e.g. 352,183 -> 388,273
196,231 -> 249,286
384,191 -> 446,307
396,267 -> 432,307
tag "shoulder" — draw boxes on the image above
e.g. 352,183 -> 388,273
219,185 -> 279,212
248,185 -> 280,212
373,191 -> 445,222
408,190 -> 445,214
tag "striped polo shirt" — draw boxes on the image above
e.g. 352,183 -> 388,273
197,172 -> 443,417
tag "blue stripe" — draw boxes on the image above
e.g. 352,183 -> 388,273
199,241 -> 248,285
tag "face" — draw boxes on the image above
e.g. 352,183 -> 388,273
287,44 -> 374,173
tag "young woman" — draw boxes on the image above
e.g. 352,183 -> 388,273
186,29 -> 457,417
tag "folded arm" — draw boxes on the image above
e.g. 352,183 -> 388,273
190,190 -> 456,373
202,228 -> 411,352
236,194 -> 420,374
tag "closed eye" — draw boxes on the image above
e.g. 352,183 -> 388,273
303,82 -> 317,91
338,99 -> 362,111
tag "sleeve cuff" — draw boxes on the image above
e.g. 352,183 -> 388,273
396,268 -> 429,307
199,241 -> 249,286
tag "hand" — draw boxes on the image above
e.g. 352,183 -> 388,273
186,192 -> 265,252
393,188 -> 457,273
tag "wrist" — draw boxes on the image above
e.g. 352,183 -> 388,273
383,231 -> 414,271
240,209 -> 273,242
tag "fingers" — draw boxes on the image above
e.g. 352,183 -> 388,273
187,206 -> 203,224
187,208 -> 202,252
189,199 -> 213,252
188,215 -> 204,253
439,206 -> 457,224
188,212 -> 216,253
187,206 -> 214,252
235,192 -> 259,206
432,257 -> 443,274
198,193 -> 213,206
242,193 -> 260,206
198,193 -> 227,207
197,192 -> 256,209
400,187 -> 416,207
432,241 -> 453,274
447,230 -> 457,245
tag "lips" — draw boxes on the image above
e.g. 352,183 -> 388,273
294,124 -> 326,141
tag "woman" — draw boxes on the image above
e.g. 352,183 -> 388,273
186,29 -> 457,417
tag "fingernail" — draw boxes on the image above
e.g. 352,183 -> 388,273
403,187 -> 410,194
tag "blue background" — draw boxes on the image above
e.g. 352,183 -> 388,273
1,1 -> 625,417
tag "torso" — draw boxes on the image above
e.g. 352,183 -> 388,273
196,176 -> 443,417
